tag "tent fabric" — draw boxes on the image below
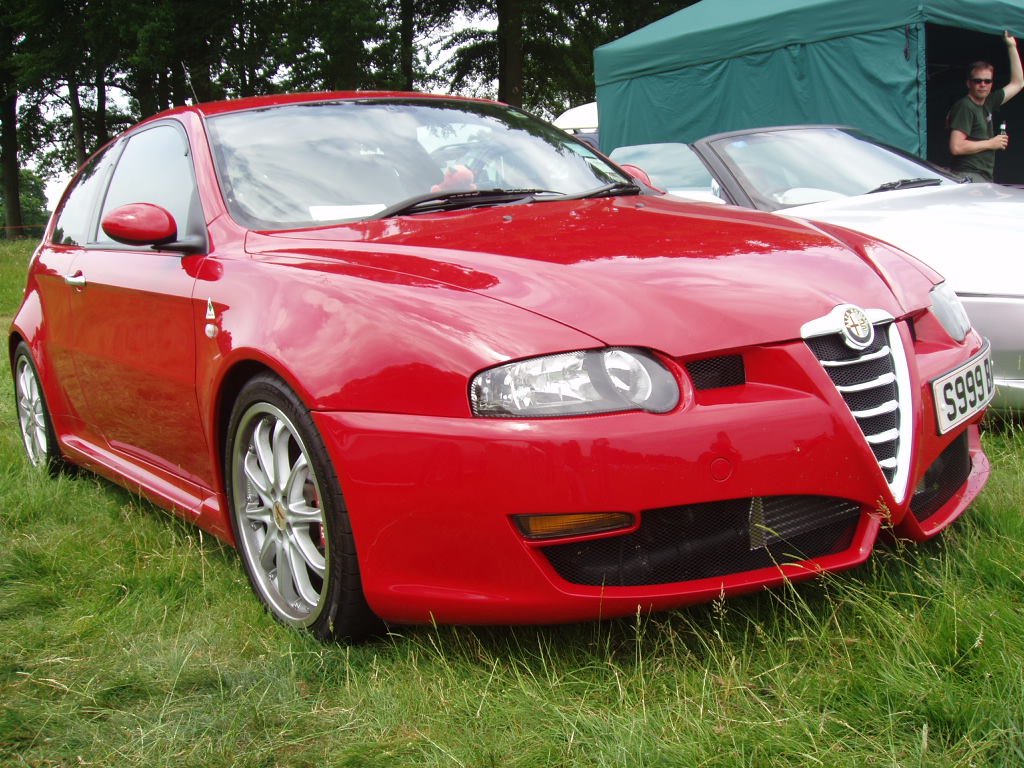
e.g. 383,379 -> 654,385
594,0 -> 1024,154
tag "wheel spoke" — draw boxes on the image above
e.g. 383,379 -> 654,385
271,419 -> 294,494
284,455 -> 323,524
275,535 -> 299,605
290,524 -> 326,572
243,449 -> 273,507
258,527 -> 278,572
285,536 -> 321,607
243,500 -> 273,527
252,416 -> 278,489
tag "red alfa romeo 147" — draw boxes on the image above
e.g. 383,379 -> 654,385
10,93 -> 992,641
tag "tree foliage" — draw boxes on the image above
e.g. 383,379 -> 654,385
0,0 -> 696,236
0,167 -> 48,236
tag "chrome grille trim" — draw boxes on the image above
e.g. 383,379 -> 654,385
821,346 -> 891,367
836,372 -> 896,393
851,401 -> 899,419
865,428 -> 900,444
802,307 -> 914,503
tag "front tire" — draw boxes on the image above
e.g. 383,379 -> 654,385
13,342 -> 62,475
225,374 -> 380,641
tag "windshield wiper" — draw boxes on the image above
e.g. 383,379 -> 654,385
373,188 -> 560,218
867,178 -> 943,194
574,181 -> 642,199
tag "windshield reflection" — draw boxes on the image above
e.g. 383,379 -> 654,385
206,99 -> 626,229
711,128 -> 954,210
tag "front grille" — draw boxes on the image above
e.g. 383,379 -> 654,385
803,312 -> 911,500
543,496 -> 860,587
686,355 -> 746,390
910,432 -> 971,522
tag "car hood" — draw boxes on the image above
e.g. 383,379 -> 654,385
248,196 -> 926,358
785,183 -> 1024,298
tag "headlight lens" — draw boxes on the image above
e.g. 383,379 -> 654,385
930,282 -> 971,342
471,347 -> 680,417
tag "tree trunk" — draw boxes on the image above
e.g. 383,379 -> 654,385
67,75 -> 87,166
400,0 -> 415,90
496,0 -> 524,106
95,67 -> 109,149
1,89 -> 22,237
1,23 -> 22,237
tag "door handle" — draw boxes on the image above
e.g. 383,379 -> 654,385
64,271 -> 86,287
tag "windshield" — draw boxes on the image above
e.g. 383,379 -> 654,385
206,98 -> 628,229
708,128 -> 956,211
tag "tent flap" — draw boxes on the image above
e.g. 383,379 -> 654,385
595,0 -> 1024,155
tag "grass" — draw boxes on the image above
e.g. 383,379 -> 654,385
2,237 -> 1024,766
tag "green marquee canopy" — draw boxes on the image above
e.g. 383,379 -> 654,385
594,0 -> 1024,161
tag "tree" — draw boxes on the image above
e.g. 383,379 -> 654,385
1,14 -> 23,237
387,0 -> 462,90
5,0 -> 705,209
0,167 -> 48,237
438,0 -> 700,116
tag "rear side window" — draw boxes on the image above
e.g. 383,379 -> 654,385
51,146 -> 116,246
97,123 -> 198,244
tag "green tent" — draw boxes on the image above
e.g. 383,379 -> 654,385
594,0 -> 1024,178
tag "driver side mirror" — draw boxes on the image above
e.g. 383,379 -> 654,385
102,203 -> 179,246
618,164 -> 664,194
101,203 -> 205,254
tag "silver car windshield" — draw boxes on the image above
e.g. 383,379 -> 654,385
710,128 -> 954,210
206,98 -> 627,229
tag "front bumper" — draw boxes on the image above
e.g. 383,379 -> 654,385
311,326 -> 989,627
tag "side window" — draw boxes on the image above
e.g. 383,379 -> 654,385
51,145 -> 116,246
97,123 -> 199,245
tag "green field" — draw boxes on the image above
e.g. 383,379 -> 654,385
2,238 -> 1023,766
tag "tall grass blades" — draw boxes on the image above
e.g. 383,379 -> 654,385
2,239 -> 1023,766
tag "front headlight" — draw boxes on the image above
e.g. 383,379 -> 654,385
930,282 -> 971,342
470,347 -> 680,418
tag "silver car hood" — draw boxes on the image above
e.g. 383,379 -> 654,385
783,183 -> 1024,298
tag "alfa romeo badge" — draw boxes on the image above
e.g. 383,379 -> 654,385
841,305 -> 874,350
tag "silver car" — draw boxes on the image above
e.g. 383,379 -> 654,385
611,126 -> 1024,412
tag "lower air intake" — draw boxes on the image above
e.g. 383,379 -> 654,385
910,432 -> 971,523
543,496 -> 860,587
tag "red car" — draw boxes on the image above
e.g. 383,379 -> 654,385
10,93 -> 992,641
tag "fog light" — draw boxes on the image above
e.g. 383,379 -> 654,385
514,512 -> 634,540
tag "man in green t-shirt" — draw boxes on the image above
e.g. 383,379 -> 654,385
948,32 -> 1024,182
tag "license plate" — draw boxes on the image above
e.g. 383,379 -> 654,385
932,347 -> 994,434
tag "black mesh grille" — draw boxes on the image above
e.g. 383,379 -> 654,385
806,323 -> 901,483
685,355 -> 746,390
858,410 -> 899,437
826,355 -> 893,387
844,388 -> 894,413
542,496 -> 861,587
911,432 -> 972,522
870,440 -> 898,464
806,330 -> 888,361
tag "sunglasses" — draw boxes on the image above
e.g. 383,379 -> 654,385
970,78 -> 994,84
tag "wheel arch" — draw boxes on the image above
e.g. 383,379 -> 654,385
8,330 -> 26,373
213,359 -> 279,469
9,286 -> 42,373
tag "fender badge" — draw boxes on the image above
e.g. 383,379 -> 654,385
840,305 -> 874,350
205,298 -> 216,320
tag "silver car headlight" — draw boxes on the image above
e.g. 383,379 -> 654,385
930,282 -> 971,342
471,348 -> 680,418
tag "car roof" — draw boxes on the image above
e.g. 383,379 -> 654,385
697,124 -> 856,143
133,91 -> 504,125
